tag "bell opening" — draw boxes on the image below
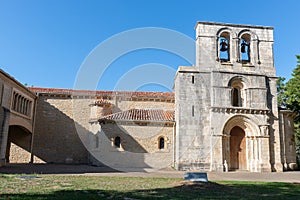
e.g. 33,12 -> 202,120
219,37 -> 230,62
240,39 -> 250,63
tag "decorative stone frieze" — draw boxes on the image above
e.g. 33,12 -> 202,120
211,107 -> 270,115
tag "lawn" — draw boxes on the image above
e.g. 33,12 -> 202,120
0,174 -> 300,200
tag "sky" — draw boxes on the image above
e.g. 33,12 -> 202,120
0,0 -> 299,92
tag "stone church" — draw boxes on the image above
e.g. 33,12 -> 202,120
0,21 -> 297,172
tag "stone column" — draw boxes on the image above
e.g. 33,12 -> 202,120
249,137 -> 254,171
251,39 -> 259,65
222,134 -> 230,171
254,137 -> 259,172
232,36 -> 239,63
0,107 -> 10,166
269,78 -> 283,172
259,125 -> 272,172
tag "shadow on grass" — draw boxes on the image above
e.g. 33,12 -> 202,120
1,181 -> 300,200
0,163 -> 119,174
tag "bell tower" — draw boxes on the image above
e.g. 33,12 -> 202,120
195,21 -> 275,76
174,22 -> 284,172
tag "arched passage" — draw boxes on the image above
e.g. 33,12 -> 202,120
6,125 -> 32,163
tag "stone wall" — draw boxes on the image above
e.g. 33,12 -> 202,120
7,143 -> 31,163
174,67 -> 212,170
89,122 -> 174,169
279,110 -> 297,170
33,95 -> 90,164
32,90 -> 174,167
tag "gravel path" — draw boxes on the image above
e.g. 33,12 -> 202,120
1,163 -> 300,183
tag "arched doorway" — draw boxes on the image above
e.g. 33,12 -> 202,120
230,126 -> 246,170
223,115 -> 261,172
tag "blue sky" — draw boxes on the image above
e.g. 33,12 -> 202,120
0,0 -> 299,91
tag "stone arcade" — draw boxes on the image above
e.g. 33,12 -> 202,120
0,21 -> 297,172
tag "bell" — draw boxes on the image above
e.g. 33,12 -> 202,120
220,40 -> 228,52
241,41 -> 248,53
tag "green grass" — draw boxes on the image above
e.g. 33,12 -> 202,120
0,175 -> 300,199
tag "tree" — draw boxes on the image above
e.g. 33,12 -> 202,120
284,55 -> 300,165
285,55 -> 300,119
276,76 -> 286,108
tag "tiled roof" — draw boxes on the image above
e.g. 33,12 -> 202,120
99,109 -> 174,123
29,87 -> 174,99
94,99 -> 112,106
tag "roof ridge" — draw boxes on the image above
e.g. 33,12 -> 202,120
29,87 -> 174,95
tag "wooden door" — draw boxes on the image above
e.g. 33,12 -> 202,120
230,126 -> 246,170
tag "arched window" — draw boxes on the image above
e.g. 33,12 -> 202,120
232,87 -> 241,107
240,34 -> 251,63
219,32 -> 230,62
159,137 -> 165,150
229,77 -> 245,107
114,136 -> 121,148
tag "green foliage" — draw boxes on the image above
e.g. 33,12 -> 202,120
285,55 -> 300,121
276,76 -> 286,108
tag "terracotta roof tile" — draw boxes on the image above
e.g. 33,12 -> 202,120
99,109 -> 174,122
29,87 -> 174,99
94,99 -> 112,106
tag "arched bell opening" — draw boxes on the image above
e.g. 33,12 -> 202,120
240,33 -> 251,63
218,31 -> 231,62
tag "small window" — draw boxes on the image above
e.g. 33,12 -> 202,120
232,87 -> 243,107
159,137 -> 165,149
192,76 -> 194,84
229,77 -> 245,107
192,105 -> 194,117
114,136 -> 121,148
232,88 -> 239,107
